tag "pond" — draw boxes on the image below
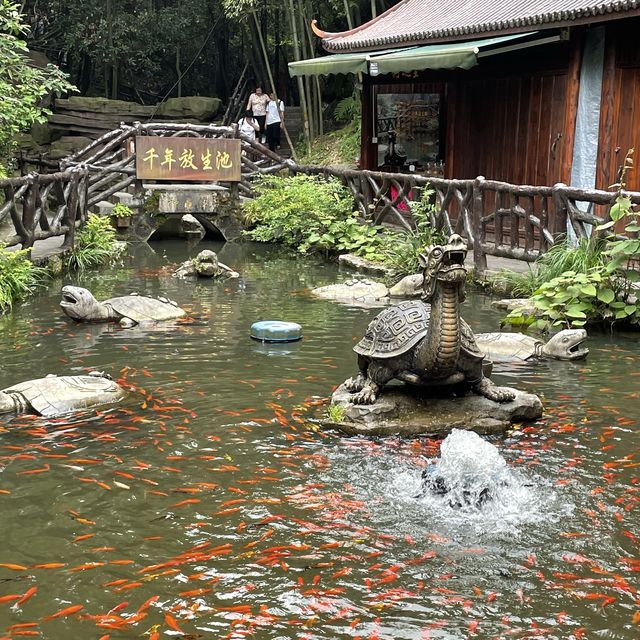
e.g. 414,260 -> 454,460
0,240 -> 638,639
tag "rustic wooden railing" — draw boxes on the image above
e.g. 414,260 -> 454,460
0,166 -> 89,250
15,122 -> 640,272
59,122 -> 289,205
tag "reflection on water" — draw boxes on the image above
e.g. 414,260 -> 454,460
0,240 -> 637,639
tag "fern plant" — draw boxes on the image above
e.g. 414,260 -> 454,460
0,246 -> 47,313
66,214 -> 124,272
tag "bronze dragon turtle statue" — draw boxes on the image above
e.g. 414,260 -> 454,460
344,234 -> 515,405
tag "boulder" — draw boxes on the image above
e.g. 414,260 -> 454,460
156,96 -> 222,120
49,136 -> 93,158
180,214 -> 205,240
338,253 -> 393,277
492,298 -> 537,316
388,273 -> 423,298
327,383 -> 543,438
55,96 -> 155,117
311,278 -> 389,307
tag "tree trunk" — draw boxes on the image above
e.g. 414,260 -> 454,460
287,0 -> 311,153
176,43 -> 182,98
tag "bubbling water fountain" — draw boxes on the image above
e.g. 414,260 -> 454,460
419,429 -> 530,512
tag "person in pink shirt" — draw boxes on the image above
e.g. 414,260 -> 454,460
246,85 -> 270,143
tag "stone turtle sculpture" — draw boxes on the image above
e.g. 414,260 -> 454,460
343,234 -> 515,405
61,286 -> 186,327
475,329 -> 588,362
0,372 -> 126,417
173,249 -> 239,279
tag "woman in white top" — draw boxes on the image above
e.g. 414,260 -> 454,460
265,93 -> 285,152
238,110 -> 259,141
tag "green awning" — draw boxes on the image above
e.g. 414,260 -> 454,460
288,32 -> 537,77
288,48 -> 408,78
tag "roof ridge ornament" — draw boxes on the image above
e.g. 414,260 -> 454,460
311,19 -> 330,38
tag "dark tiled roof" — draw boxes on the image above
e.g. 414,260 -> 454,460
320,0 -> 640,51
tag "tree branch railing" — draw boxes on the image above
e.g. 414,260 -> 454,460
0,167 -> 89,251
14,122 -> 640,273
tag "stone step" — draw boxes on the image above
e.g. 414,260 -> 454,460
91,200 -> 115,216
113,191 -> 144,207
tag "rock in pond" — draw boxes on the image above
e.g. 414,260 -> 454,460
492,298 -> 537,316
311,278 -> 389,307
326,383 -> 543,437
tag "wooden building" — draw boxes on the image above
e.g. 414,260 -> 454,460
290,1 -> 640,193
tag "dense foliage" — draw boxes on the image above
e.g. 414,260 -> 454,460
0,246 -> 47,313
66,214 -> 124,272
0,0 -> 75,162
243,175 -> 384,258
504,153 -> 640,329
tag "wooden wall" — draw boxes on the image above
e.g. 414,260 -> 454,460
362,35 -> 581,188
597,18 -> 640,192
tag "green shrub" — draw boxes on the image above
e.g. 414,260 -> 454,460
491,236 -> 608,298
243,174 -> 384,258
66,214 -> 123,272
0,246 -> 47,313
381,186 -> 447,279
505,149 -> 640,329
112,202 -> 134,218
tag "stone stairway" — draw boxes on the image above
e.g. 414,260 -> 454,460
279,106 -> 302,158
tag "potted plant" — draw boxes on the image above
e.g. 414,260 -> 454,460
112,202 -> 135,228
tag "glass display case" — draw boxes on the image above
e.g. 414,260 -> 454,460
376,92 -> 444,176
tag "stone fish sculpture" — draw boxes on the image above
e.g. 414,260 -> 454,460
0,372 -> 126,417
475,329 -> 588,362
60,286 -> 186,327
173,249 -> 239,279
343,234 -> 515,405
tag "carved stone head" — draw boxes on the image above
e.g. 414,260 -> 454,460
193,250 -> 220,277
60,286 -> 103,321
542,329 -> 589,360
419,234 -> 468,302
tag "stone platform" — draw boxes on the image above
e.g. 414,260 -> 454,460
327,383 -> 543,437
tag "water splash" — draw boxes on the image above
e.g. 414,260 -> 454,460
417,429 -> 548,533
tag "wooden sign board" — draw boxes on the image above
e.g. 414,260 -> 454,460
135,136 -> 241,182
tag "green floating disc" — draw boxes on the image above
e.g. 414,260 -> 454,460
250,320 -> 303,343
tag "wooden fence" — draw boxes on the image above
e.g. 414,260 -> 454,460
0,167 -> 89,250
12,122 -> 640,272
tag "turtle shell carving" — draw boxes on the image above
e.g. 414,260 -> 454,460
354,300 -> 483,360
4,374 -> 125,417
354,301 -> 430,358
105,296 -> 185,323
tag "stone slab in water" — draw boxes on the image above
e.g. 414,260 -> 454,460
492,298 -> 537,316
328,383 -> 543,437
311,278 -> 389,307
338,254 -> 393,276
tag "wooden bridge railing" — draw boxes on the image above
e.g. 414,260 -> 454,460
0,167 -> 89,251
14,122 -> 640,272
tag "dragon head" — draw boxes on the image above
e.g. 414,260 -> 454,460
419,234 -> 468,302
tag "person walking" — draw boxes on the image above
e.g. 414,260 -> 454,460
265,92 -> 284,152
238,110 -> 259,141
246,85 -> 270,144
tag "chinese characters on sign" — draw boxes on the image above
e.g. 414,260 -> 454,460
135,136 -> 242,181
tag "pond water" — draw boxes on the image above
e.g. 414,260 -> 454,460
0,240 -> 638,639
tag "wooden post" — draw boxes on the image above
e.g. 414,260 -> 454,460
62,172 -> 81,250
551,182 -> 569,239
473,176 -> 487,273
21,176 -> 38,249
